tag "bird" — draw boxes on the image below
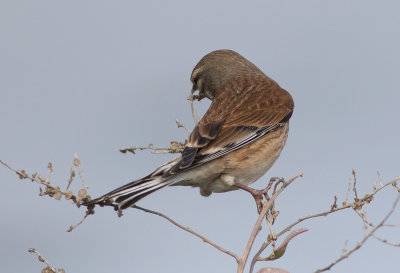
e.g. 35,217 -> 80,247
84,49 -> 294,211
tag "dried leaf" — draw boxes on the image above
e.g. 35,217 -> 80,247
17,169 -> 27,179
65,191 -> 73,200
54,192 -> 62,200
264,229 -> 308,261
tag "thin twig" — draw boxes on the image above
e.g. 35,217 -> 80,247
277,176 -> 400,240
249,241 -> 271,273
28,248 -> 61,273
175,119 -> 191,134
352,169 -> 358,200
238,173 -> 303,273
238,200 -> 269,273
354,209 -> 375,228
1,159 -> 35,182
66,166 -> 75,191
382,223 -> 400,227
74,153 -> 88,190
133,205 -> 240,262
344,173 -> 353,204
331,195 -> 338,210
372,234 -> 400,247
266,213 -> 277,246
66,209 -> 93,232
314,193 -> 400,273
257,228 -> 309,262
1,158 -> 92,232
247,175 -> 303,273
187,94 -> 200,124
119,142 -> 185,155
47,162 -> 53,183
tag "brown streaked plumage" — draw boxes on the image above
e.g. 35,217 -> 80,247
84,49 -> 294,210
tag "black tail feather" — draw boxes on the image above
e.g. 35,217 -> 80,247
116,187 -> 161,210
83,176 -> 170,210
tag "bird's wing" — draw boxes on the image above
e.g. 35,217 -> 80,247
83,76 -> 293,210
168,75 -> 294,174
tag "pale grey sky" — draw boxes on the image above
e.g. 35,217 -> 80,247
1,1 -> 399,273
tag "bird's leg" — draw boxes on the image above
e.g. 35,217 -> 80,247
220,174 -> 265,213
233,182 -> 265,213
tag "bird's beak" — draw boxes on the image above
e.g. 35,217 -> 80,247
189,84 -> 205,101
191,84 -> 197,94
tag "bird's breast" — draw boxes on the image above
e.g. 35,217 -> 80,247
176,123 -> 289,196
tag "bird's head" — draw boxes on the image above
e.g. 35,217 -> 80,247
190,49 -> 264,101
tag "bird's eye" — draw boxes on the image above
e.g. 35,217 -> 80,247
192,78 -> 199,90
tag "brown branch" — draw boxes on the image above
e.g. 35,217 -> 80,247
133,205 -> 240,262
175,119 -> 191,134
28,248 -> 65,273
372,234 -> 400,247
1,159 -> 38,183
276,175 -> 400,240
66,209 -> 93,232
73,153 -> 88,190
3,154 -> 400,273
344,172 -> 353,203
1,157 -> 92,233
187,94 -> 202,123
0,158 -> 91,205
119,120 -> 189,156
276,204 -> 352,240
258,229 -> 308,262
351,169 -> 358,200
249,241 -> 272,273
237,173 -> 303,273
354,209 -> 375,228
237,201 -> 269,273
245,173 -> 400,273
119,141 -> 185,155
314,193 -> 400,273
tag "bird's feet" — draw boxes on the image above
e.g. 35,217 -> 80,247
233,182 -> 266,213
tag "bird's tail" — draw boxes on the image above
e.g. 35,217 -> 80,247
84,176 -> 172,210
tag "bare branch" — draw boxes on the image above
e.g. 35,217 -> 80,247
1,159 -> 36,182
133,205 -> 240,262
187,94 -> 202,124
344,172 -> 353,204
28,248 -> 65,273
1,159 -> 85,205
277,175 -> 400,241
314,193 -> 400,273
352,169 -> 358,200
238,174 -> 303,273
372,234 -> 400,247
73,153 -> 88,190
175,119 -> 191,134
119,141 -> 185,155
3,153 -> 400,273
1,157 -> 92,233
66,209 -> 94,232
